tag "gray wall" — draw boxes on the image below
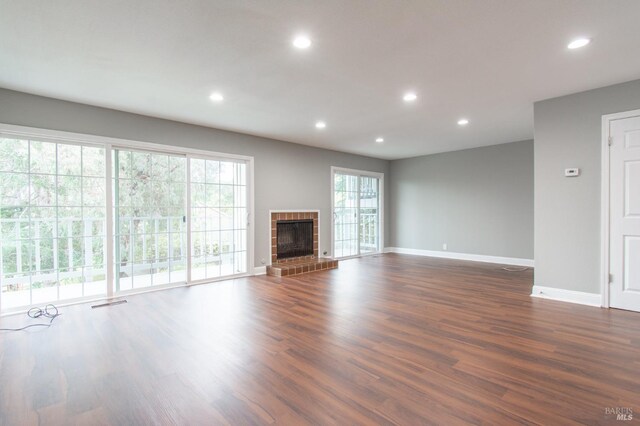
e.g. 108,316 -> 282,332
534,79 -> 640,294
389,140 -> 534,259
0,88 -> 389,269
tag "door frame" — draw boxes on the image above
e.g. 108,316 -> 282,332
600,109 -> 640,308
330,166 -> 384,259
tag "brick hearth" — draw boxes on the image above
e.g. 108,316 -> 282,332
267,257 -> 338,277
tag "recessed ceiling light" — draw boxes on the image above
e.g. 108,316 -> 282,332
457,118 -> 469,126
403,92 -> 417,102
567,38 -> 591,49
315,121 -> 326,129
293,35 -> 312,49
375,137 -> 384,143
209,92 -> 224,102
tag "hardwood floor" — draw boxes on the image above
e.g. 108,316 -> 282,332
1,253 -> 639,425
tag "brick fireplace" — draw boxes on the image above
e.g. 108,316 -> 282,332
267,211 -> 338,277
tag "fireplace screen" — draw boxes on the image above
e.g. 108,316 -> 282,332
277,220 -> 314,259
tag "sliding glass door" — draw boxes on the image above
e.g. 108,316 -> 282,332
113,150 -> 249,290
113,149 -> 187,291
332,168 -> 383,258
0,131 -> 251,313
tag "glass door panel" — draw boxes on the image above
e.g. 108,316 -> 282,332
333,171 -> 381,258
359,176 -> 379,254
0,138 -> 107,310
333,173 -> 359,258
113,149 -> 187,291
190,158 -> 247,281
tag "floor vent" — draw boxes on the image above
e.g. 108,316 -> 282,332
91,300 -> 127,309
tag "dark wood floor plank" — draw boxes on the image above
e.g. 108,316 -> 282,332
1,253 -> 639,425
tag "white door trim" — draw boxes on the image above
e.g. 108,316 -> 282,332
601,108 -> 640,308
0,123 -> 254,162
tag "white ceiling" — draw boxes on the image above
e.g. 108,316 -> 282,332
1,0 -> 640,160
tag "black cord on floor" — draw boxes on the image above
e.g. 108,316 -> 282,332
0,304 -> 61,332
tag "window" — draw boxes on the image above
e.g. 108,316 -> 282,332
0,128 -> 252,313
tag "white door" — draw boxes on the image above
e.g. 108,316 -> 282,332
610,115 -> 640,312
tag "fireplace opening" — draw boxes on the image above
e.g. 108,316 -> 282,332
277,219 -> 314,259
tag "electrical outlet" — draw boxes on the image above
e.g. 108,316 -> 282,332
442,243 -> 447,251
565,168 -> 580,177
260,258 -> 266,265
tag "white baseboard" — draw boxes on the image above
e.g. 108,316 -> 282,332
531,285 -> 601,307
384,247 -> 534,267
253,266 -> 266,276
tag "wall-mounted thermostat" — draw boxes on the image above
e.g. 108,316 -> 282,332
565,168 -> 580,177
